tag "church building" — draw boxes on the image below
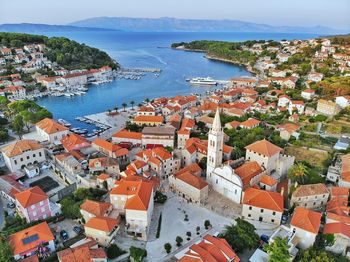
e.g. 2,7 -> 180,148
206,108 -> 243,204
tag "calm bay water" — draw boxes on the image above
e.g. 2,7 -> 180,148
36,31 -> 319,128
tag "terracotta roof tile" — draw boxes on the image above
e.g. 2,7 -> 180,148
80,199 -> 111,217
291,207 -> 321,234
35,118 -> 68,134
175,171 -> 208,190
15,186 -> 48,208
110,180 -> 153,211
9,222 -> 54,255
292,183 -> 329,198
2,140 -> 43,158
245,139 -> 282,157
243,188 -> 284,212
85,216 -> 119,232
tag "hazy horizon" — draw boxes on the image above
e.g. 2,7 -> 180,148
0,0 -> 349,30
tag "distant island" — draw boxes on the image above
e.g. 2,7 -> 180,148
0,23 -> 121,33
69,16 -> 345,34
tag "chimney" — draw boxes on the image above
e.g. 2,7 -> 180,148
280,187 -> 284,196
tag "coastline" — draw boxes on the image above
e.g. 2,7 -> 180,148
173,46 -> 257,76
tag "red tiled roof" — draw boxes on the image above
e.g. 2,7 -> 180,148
235,161 -> 262,188
9,222 -> 54,255
245,139 -> 282,157
243,188 -> 284,212
35,118 -> 68,134
175,171 -> 208,190
85,216 -> 119,232
110,180 -> 153,211
291,207 -> 321,234
80,199 -> 111,217
323,222 -> 350,238
15,186 -> 47,208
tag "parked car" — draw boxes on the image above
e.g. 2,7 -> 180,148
73,226 -> 83,234
60,230 -> 69,240
7,203 -> 15,209
260,234 -> 269,243
281,215 -> 288,224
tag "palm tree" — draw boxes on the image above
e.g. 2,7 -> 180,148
122,103 -> 127,112
288,163 -> 308,184
145,98 -> 150,104
130,100 -> 135,110
114,106 -> 118,112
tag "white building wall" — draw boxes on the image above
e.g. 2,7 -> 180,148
242,204 -> 282,225
291,226 -> 317,249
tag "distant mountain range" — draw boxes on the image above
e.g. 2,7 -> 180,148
0,23 -> 118,33
0,18 -> 347,35
69,16 -> 347,34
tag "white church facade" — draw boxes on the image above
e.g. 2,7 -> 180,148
206,109 -> 243,204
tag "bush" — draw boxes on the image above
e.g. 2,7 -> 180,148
154,191 -> 168,204
196,226 -> 200,235
204,220 -> 211,229
176,236 -> 183,247
107,244 -> 125,259
156,213 -> 162,238
129,246 -> 147,262
164,243 -> 172,254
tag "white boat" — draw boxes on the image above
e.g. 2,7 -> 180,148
189,77 -> 218,85
57,119 -> 71,127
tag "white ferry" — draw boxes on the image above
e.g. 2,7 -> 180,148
188,77 -> 218,85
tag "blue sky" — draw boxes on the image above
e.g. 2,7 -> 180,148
1,0 -> 349,29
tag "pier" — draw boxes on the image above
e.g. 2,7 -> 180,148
118,67 -> 162,73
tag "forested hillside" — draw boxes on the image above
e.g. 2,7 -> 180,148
0,32 -> 119,70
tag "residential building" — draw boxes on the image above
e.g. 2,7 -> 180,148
112,129 -> 142,146
290,207 -> 321,249
323,222 -> 350,255
239,118 -> 260,129
61,133 -> 91,152
242,188 -> 284,225
84,216 -> 120,246
288,100 -> 305,115
301,89 -> 316,100
307,72 -> 324,82
1,140 -> 46,172
316,99 -> 341,117
92,138 -> 128,161
339,154 -> 350,188
9,222 -> 55,260
133,115 -> 164,126
14,186 -> 52,222
57,238 -> 107,262
290,183 -> 329,209
80,199 -> 112,222
135,146 -> 180,178
55,152 -> 82,175
35,118 -> 69,144
279,123 -> 299,141
335,96 -> 350,109
169,164 -> 208,205
137,106 -> 156,116
110,180 -> 154,240
176,234 -> 240,262
141,126 -> 175,148
3,85 -> 26,100
88,157 -> 120,175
